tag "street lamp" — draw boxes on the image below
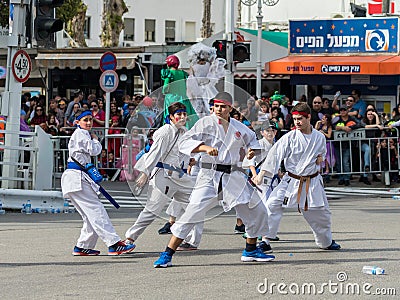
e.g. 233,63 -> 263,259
241,0 -> 279,99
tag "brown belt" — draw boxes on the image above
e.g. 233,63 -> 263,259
287,171 -> 319,213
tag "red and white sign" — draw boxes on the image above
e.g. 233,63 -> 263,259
99,70 -> 119,93
368,0 -> 395,15
11,49 -> 31,83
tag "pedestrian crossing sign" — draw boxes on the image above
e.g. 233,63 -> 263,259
99,70 -> 119,93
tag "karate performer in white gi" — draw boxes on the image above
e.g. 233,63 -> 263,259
62,109 -> 135,256
254,103 -> 341,250
125,102 -> 203,249
154,91 -> 275,268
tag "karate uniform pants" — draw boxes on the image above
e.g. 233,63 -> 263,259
265,196 -> 333,248
67,180 -> 121,248
171,181 -> 269,241
125,171 -> 203,245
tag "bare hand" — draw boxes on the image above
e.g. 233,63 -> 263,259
247,148 -> 255,159
252,174 -> 263,185
205,146 -> 219,156
91,133 -> 98,140
316,155 -> 323,165
135,173 -> 148,187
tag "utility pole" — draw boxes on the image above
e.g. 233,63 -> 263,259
382,0 -> 390,14
224,0 -> 235,96
1,0 -> 30,189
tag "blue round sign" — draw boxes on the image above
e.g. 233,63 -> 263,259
100,52 -> 117,72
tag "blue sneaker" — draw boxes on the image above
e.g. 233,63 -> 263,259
322,240 -> 341,250
154,251 -> 173,268
72,246 -> 100,256
108,241 -> 136,255
241,248 -> 275,262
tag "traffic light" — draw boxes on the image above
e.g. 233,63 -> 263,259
34,0 -> 64,46
212,40 -> 227,60
233,42 -> 250,63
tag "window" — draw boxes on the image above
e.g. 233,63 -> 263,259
84,17 -> 91,39
165,20 -> 175,42
124,18 -> 135,41
185,21 -> 196,42
145,19 -> 155,42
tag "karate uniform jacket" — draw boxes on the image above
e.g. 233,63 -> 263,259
61,127 -> 102,197
178,114 -> 262,211
261,128 -> 327,209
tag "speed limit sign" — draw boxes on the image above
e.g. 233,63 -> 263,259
12,49 -> 31,83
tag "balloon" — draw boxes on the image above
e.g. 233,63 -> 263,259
143,96 -> 153,107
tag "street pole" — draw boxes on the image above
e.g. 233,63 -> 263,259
224,0 -> 235,96
256,0 -> 263,99
1,0 -> 29,189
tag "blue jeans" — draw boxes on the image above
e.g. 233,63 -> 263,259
361,143 -> 371,177
335,147 -> 350,181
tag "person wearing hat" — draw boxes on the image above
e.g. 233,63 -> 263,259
161,55 -> 198,128
153,91 -> 275,268
254,102 -> 341,251
332,102 -> 361,186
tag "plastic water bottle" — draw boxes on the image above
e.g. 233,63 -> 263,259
362,266 -> 385,275
392,196 -> 400,200
25,200 -> 32,215
0,199 -> 5,215
63,199 -> 70,213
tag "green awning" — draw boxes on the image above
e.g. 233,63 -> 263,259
239,28 -> 288,48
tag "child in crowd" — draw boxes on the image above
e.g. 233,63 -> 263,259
61,109 -> 135,256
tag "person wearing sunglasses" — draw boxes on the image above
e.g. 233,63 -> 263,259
29,105 -> 47,126
90,100 -> 105,128
349,89 -> 367,121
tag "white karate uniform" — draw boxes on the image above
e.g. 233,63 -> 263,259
61,127 -> 121,248
125,123 -> 203,246
261,128 -> 333,248
171,115 -> 269,240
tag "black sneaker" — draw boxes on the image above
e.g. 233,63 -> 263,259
338,179 -> 345,185
158,222 -> 172,234
258,241 -> 273,253
234,224 -> 245,234
344,180 -> 350,186
268,236 -> 280,241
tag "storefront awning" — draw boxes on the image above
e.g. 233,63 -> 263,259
36,52 -> 138,70
265,55 -> 400,75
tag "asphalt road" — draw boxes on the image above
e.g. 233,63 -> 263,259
0,194 -> 399,300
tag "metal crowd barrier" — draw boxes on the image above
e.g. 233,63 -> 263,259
325,127 -> 400,177
51,126 -> 151,188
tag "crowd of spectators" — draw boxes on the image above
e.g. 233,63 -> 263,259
13,89 -> 400,186
230,89 -> 400,188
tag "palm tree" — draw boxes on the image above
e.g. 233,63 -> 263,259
200,0 -> 212,39
101,0 -> 128,47
0,0 -> 9,28
57,0 -> 87,47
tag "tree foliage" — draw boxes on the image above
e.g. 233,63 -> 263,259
56,0 -> 87,47
0,0 -> 9,28
101,0 -> 128,47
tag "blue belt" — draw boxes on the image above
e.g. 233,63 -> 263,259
67,161 -> 82,170
155,162 -> 187,178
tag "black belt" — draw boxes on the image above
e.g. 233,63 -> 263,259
201,162 -> 262,195
201,162 -> 234,173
